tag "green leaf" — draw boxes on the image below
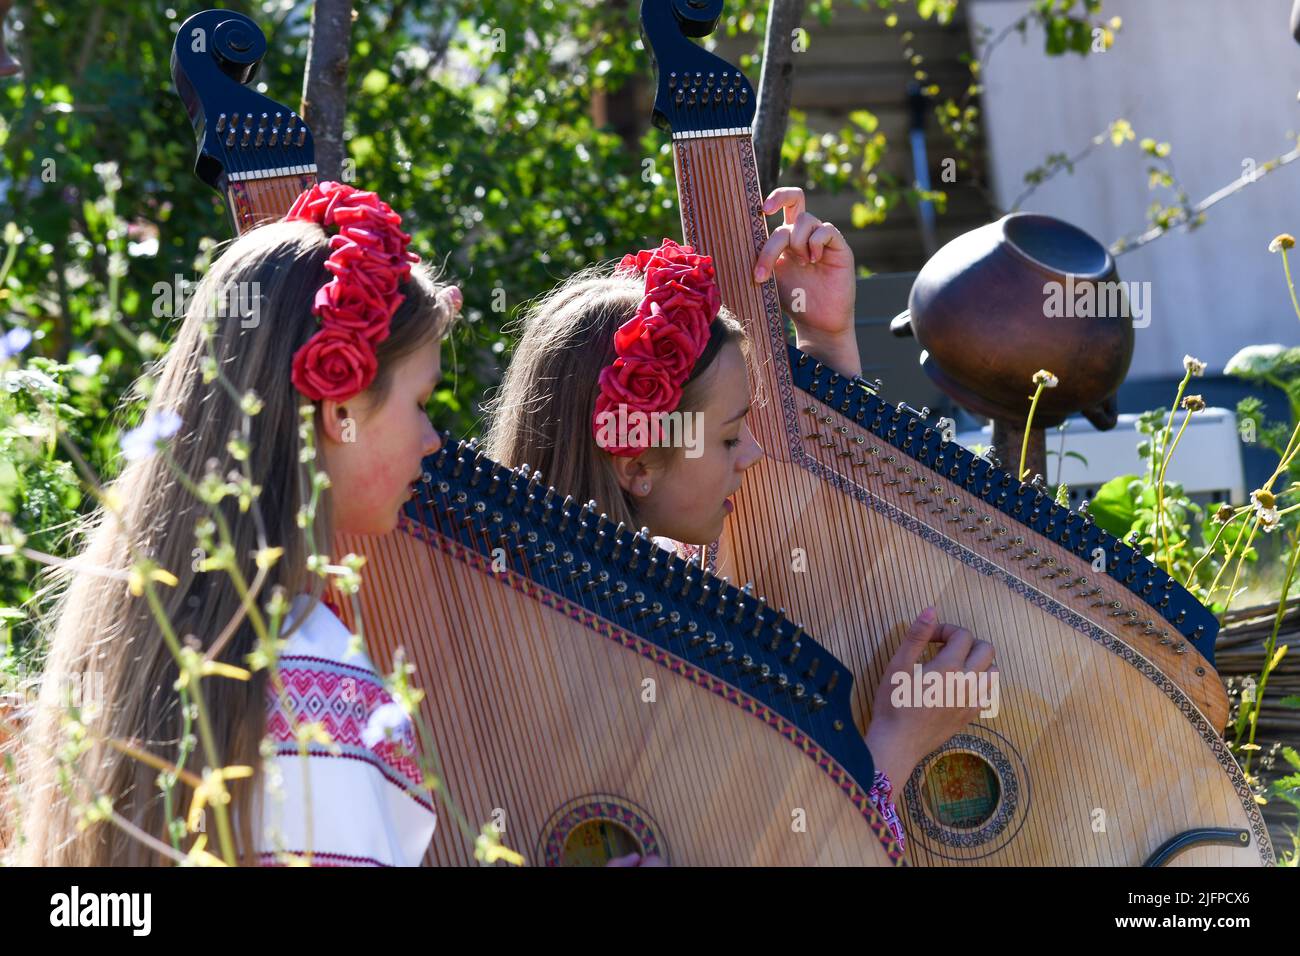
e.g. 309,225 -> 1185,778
1088,474 -> 1141,538
848,110 -> 878,133
360,69 -> 390,95
0,457 -> 17,512
1233,703 -> 1252,739
1282,746 -> 1300,772
1225,344 -> 1300,380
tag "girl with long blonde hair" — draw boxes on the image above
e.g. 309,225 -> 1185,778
20,182 -> 459,866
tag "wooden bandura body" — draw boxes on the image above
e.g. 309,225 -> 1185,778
639,0 -> 1271,866
335,443 -> 903,865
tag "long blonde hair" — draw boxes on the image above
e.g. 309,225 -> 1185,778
482,264 -> 745,529
19,219 -> 455,865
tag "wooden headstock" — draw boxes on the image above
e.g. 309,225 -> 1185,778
639,0 -> 755,136
171,9 -> 317,233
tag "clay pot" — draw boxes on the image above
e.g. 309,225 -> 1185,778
892,213 -> 1133,430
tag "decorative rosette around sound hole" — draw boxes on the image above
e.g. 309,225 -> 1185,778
539,795 -> 665,867
902,729 -> 1029,860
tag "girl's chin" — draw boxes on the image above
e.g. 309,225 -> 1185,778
696,514 -> 728,546
339,509 -> 403,538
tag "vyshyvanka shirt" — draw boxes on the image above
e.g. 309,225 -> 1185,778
257,593 -> 436,866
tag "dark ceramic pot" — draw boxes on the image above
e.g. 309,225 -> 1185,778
893,213 -> 1134,430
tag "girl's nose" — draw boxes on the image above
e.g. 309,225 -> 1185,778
739,425 -> 764,471
424,420 -> 443,457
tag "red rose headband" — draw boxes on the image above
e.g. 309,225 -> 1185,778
592,238 -> 723,457
284,181 -> 420,402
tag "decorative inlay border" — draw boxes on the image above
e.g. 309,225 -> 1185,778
539,795 -> 663,867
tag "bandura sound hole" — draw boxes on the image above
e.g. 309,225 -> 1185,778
560,819 -> 643,867
922,751 -> 1002,830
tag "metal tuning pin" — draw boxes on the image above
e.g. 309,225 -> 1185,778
657,551 -> 674,588
714,587 -> 731,619
628,533 -> 647,570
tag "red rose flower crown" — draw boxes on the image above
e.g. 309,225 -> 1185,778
284,181 -> 421,402
593,238 -> 723,457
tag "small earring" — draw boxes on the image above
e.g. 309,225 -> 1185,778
640,482 -> 650,493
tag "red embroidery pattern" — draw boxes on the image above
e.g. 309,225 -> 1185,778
258,850 -> 388,868
868,770 -> 905,853
266,656 -> 429,807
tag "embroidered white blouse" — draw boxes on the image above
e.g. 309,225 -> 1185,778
257,593 -> 437,867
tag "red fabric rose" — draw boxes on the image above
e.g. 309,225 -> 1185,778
638,284 -> 714,352
283,182 -> 421,402
596,237 -> 722,456
313,279 -> 398,344
595,357 -> 681,416
618,237 -> 692,275
592,358 -> 682,457
613,301 -> 706,381
291,326 -> 378,402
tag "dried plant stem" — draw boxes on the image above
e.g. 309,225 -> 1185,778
1019,382 -> 1047,481
1153,371 -> 1191,575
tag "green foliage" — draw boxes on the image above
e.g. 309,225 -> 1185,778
0,349 -> 99,660
1232,343 -> 1300,470
1032,0 -> 1107,56
1084,408 -> 1247,607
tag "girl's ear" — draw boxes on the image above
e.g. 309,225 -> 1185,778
319,398 -> 354,444
609,453 -> 656,498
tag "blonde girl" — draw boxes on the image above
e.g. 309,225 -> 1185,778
22,182 -> 459,866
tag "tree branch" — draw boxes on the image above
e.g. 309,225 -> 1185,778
753,0 -> 809,191
301,0 -> 355,182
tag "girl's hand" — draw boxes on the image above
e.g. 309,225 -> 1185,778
863,608 -> 996,789
752,186 -> 861,378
